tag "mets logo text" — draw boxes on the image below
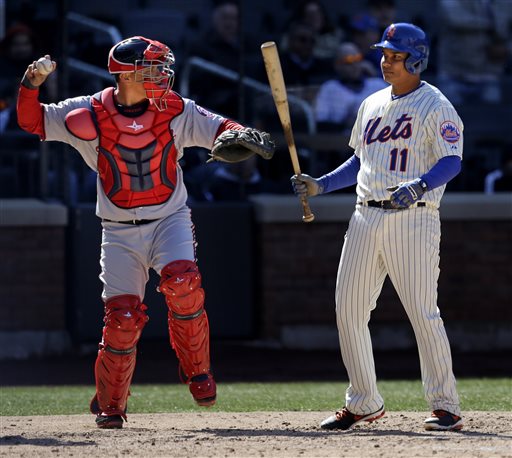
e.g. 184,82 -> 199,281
440,121 -> 460,143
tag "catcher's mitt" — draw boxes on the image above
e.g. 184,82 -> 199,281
208,128 -> 275,163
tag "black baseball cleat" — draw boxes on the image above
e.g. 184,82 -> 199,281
95,413 -> 124,429
424,410 -> 463,431
321,405 -> 385,430
90,394 -> 127,429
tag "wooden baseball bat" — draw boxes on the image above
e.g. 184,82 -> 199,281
261,41 -> 315,223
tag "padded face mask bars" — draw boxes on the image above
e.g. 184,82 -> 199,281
108,36 -> 176,110
134,53 -> 175,111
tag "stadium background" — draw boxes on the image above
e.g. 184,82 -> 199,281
0,0 -> 510,383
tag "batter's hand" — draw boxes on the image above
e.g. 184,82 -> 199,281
22,54 -> 57,89
291,174 -> 324,198
387,178 -> 428,209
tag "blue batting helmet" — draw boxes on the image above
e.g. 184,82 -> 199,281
371,23 -> 429,74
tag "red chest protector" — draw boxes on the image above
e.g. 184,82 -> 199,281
80,87 -> 183,208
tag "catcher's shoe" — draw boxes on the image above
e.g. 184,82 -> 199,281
90,394 -> 127,429
189,372 -> 217,407
424,410 -> 463,431
321,405 -> 385,430
95,413 -> 124,429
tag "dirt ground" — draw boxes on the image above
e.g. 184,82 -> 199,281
1,343 -> 511,457
1,411 -> 511,458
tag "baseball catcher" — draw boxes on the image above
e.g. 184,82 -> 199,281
17,35 -> 275,429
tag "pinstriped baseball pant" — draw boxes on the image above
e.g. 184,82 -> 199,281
335,205 -> 461,416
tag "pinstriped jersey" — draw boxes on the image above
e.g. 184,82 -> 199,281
349,81 -> 463,207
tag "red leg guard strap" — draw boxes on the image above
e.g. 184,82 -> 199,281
93,294 -> 148,416
160,260 -> 211,381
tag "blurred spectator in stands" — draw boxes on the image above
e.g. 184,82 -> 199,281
280,0 -> 345,59
273,22 -> 332,104
0,23 -> 57,143
314,42 -> 387,134
437,0 -> 512,105
485,146 -> 512,193
0,24 -> 57,104
5,0 -> 57,42
185,154 -> 263,202
0,85 -> 17,133
186,0 -> 256,119
0,72 -> 40,199
367,0 -> 397,34
252,21 -> 326,183
0,24 -> 56,199
207,155 -> 263,201
348,13 -> 382,74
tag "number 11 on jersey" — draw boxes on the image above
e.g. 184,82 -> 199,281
389,148 -> 408,171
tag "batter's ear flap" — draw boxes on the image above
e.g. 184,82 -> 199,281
65,107 -> 99,141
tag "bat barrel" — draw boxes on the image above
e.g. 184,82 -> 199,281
261,41 -> 315,224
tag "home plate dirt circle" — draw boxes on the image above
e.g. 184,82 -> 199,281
2,411 -> 511,457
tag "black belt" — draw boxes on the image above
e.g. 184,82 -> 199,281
359,200 -> 426,210
102,218 -> 159,225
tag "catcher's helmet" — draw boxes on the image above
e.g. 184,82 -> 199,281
371,23 -> 429,74
108,36 -> 175,110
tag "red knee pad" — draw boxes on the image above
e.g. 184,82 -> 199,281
159,260 -> 211,380
159,260 -> 205,315
93,295 -> 148,416
102,294 -> 149,349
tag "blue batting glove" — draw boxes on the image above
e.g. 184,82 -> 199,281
387,178 -> 428,209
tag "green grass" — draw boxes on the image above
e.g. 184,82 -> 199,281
1,378 -> 510,416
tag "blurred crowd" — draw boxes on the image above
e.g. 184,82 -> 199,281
1,0 -> 512,204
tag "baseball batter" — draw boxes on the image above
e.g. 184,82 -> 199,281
17,37 -> 274,429
292,23 -> 464,431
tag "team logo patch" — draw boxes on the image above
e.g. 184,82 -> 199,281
196,105 -> 215,117
440,121 -> 460,143
386,24 -> 396,39
126,120 -> 143,131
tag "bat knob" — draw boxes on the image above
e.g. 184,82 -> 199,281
302,213 -> 315,223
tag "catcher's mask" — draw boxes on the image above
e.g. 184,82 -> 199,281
108,36 -> 175,111
371,23 -> 429,75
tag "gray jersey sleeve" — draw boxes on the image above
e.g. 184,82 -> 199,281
44,95 -> 93,142
170,99 -> 226,156
43,95 -> 99,171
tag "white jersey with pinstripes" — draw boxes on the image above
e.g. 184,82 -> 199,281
335,81 -> 463,417
349,82 -> 463,207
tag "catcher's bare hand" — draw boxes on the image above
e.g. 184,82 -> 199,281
208,127 -> 275,163
22,54 -> 57,88
290,173 -> 323,198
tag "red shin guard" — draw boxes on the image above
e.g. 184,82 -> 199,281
159,260 -> 211,380
92,294 -> 148,416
